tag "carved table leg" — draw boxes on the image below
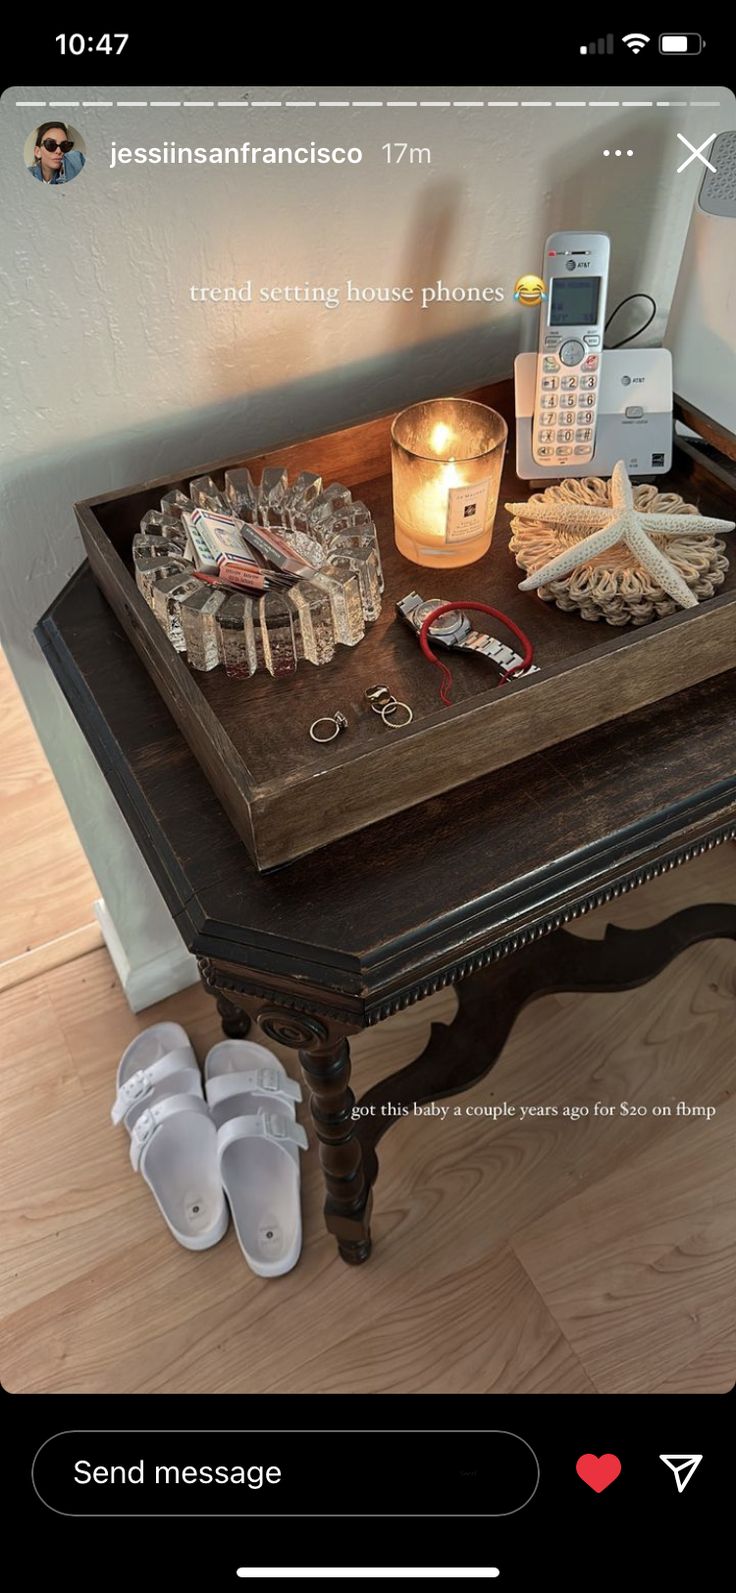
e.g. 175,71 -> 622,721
257,1012 -> 372,1265
198,961 -> 371,1265
214,988 -> 253,1040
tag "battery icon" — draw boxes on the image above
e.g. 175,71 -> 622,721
659,33 -> 703,53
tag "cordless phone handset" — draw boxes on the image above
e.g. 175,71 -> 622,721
532,231 -> 610,468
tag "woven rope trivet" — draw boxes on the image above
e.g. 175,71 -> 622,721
509,476 -> 730,625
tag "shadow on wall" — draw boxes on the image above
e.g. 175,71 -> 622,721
387,176 -> 469,346
202,317 -> 518,458
0,312 -> 517,625
199,173 -> 518,438
540,109 -> 689,344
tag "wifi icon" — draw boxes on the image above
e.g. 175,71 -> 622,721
622,31 -> 650,53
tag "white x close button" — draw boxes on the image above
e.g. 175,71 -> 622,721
676,132 -> 717,174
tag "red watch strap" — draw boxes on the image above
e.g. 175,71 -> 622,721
418,602 -> 535,707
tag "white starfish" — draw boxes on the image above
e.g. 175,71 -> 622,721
506,460 -> 734,609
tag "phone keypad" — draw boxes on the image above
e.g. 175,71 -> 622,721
534,326 -> 599,464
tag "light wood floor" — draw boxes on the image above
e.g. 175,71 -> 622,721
0,649 -> 103,983
0,653 -> 734,1395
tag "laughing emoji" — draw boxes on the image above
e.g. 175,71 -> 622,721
514,274 -> 547,307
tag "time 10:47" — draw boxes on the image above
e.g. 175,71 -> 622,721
55,33 -> 129,53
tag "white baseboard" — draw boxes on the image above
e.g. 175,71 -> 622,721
94,898 -> 200,1012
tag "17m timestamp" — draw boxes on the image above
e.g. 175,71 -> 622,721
382,142 -> 432,164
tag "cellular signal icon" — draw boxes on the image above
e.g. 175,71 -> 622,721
580,33 -> 614,54
622,32 -> 651,53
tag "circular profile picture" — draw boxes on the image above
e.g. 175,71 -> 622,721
24,122 -> 86,186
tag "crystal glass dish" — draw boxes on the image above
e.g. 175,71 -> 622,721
133,468 -> 383,678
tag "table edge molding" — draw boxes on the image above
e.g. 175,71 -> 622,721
198,819 -> 736,1026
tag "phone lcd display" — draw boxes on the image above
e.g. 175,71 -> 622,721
549,276 -> 601,327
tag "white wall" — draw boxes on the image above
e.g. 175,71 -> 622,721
0,83 -> 733,1003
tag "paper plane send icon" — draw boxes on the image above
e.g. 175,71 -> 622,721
660,1455 -> 703,1493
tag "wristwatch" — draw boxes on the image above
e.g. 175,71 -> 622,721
396,591 -> 538,675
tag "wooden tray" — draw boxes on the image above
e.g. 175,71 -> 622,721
75,379 -> 736,871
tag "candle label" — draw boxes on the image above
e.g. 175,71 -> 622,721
445,478 -> 492,542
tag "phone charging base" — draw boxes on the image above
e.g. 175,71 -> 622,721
514,349 -> 673,480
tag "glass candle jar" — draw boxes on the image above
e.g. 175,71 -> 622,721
391,397 -> 507,569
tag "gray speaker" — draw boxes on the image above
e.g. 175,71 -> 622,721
666,130 -> 736,433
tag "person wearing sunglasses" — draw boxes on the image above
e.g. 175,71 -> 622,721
30,122 -> 85,184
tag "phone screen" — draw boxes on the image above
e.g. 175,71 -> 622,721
1,33 -> 733,1592
548,275 -> 602,325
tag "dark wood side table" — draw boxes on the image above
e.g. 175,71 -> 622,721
38,569 -> 736,1263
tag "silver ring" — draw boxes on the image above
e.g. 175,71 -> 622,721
381,700 -> 413,729
365,684 -> 413,729
365,684 -> 393,715
309,711 -> 348,744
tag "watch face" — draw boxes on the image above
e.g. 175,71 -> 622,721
414,601 -> 463,638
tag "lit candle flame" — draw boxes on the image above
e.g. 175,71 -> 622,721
430,421 -> 453,455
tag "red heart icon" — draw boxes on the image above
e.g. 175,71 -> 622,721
576,1453 -> 622,1493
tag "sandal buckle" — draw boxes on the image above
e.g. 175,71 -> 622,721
266,1113 -> 288,1139
133,1108 -> 155,1147
258,1067 -> 280,1093
124,1068 -> 150,1101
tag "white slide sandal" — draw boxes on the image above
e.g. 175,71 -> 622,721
112,1022 -> 202,1129
203,1040 -> 302,1128
129,1096 -> 229,1250
215,1112 -> 308,1277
